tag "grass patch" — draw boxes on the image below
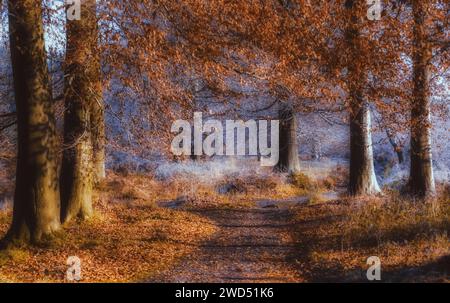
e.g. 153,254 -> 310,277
319,176 -> 337,190
289,173 -> 316,191
291,190 -> 450,282
343,193 -> 450,248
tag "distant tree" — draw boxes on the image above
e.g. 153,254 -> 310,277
276,102 -> 301,173
91,82 -> 105,182
89,2 -> 105,182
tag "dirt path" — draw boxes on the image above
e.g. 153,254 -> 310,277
148,191 -> 450,283
149,207 -> 305,282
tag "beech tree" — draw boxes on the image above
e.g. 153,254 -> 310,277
408,0 -> 437,198
276,102 -> 301,173
344,0 -> 381,196
60,0 -> 100,222
91,79 -> 105,182
4,0 -> 60,244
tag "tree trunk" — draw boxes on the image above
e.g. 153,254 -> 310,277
276,103 -> 301,173
190,126 -> 198,161
4,0 -> 60,244
91,95 -> 105,182
396,148 -> 404,165
349,103 -> 381,195
386,129 -> 404,164
84,0 -> 105,183
409,0 -> 435,198
60,0 -> 99,223
345,0 -> 381,196
312,138 -> 322,161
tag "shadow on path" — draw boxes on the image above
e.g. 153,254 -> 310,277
147,207 -> 305,282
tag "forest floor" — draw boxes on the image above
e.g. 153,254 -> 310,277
148,207 -> 301,282
149,195 -> 449,283
0,169 -> 449,282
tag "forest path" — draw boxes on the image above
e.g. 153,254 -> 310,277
148,205 -> 306,282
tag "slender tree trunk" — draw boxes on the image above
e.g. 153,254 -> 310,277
386,129 -> 404,164
84,0 -> 105,183
373,112 -> 404,165
409,0 -> 435,198
276,102 -> 301,173
4,0 -> 60,244
395,147 -> 404,165
190,126 -> 198,161
345,0 -> 381,196
312,138 -> 322,161
60,0 -> 100,223
91,95 -> 105,182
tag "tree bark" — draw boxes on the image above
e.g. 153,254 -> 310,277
60,0 -> 99,223
91,94 -> 105,182
276,102 -> 301,173
409,0 -> 435,198
345,0 -> 381,196
190,126 -> 198,161
83,0 -> 105,183
386,129 -> 404,164
4,0 -> 60,244
349,103 -> 381,195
